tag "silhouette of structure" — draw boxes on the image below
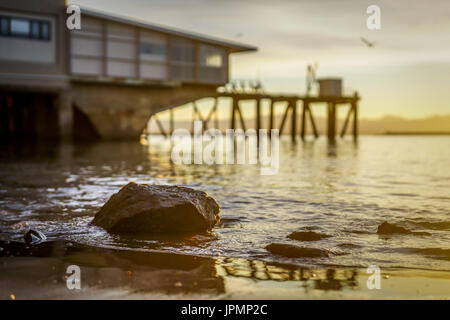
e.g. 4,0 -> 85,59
150,81 -> 360,143
0,0 -> 359,143
0,0 -> 255,142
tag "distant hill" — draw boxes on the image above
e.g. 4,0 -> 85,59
148,113 -> 450,135
358,115 -> 450,134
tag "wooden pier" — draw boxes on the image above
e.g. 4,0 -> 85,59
149,90 -> 360,143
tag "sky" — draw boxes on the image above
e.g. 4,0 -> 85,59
71,0 -> 450,119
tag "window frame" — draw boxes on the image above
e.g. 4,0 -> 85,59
9,17 -> 31,38
30,20 -> 41,39
0,16 -> 10,36
200,47 -> 224,67
140,42 -> 166,57
0,15 -> 51,41
40,20 -> 51,41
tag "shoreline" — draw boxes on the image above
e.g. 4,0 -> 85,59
1,241 -> 449,299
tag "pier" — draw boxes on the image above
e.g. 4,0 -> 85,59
0,0 -> 360,144
149,88 -> 360,143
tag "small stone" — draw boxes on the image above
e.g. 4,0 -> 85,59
377,221 -> 410,234
377,221 -> 430,236
287,231 -> 331,242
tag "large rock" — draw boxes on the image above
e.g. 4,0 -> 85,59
92,182 -> 220,234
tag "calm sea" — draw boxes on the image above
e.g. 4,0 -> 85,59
0,136 -> 449,271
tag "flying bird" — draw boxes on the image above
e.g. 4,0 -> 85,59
360,37 -> 375,47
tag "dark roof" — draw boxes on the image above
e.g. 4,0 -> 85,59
82,7 -> 257,53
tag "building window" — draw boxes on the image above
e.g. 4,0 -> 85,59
199,46 -> 224,67
0,16 -> 51,41
171,39 -> 195,63
30,20 -> 40,39
140,42 -> 166,56
0,17 -> 10,35
40,21 -> 50,40
10,18 -> 30,37
205,53 -> 222,67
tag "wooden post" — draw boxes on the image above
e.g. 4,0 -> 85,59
327,102 -> 336,143
291,99 -> 297,143
255,98 -> 261,134
169,108 -> 174,135
231,98 -> 236,130
301,101 -> 307,140
191,103 -> 195,135
215,98 -> 219,131
269,99 -> 274,130
353,100 -> 358,142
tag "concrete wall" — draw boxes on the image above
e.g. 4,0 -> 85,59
72,82 -> 217,140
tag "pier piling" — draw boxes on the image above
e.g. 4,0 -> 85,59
149,90 -> 360,143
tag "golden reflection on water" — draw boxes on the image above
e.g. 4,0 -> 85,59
1,136 -> 450,299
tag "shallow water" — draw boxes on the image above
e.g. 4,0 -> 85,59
0,136 -> 449,272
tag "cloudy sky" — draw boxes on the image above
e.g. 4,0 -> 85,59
71,0 -> 450,119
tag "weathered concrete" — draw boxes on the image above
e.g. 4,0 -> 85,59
55,90 -> 73,141
72,82 -> 217,140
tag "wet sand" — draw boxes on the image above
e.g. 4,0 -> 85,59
1,241 -> 449,300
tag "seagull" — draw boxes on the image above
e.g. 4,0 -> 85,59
360,37 -> 375,47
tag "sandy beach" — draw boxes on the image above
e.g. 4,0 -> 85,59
1,240 -> 450,300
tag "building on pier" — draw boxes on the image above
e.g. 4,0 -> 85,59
0,0 -> 256,142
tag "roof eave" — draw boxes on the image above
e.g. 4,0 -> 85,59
80,7 -> 257,53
